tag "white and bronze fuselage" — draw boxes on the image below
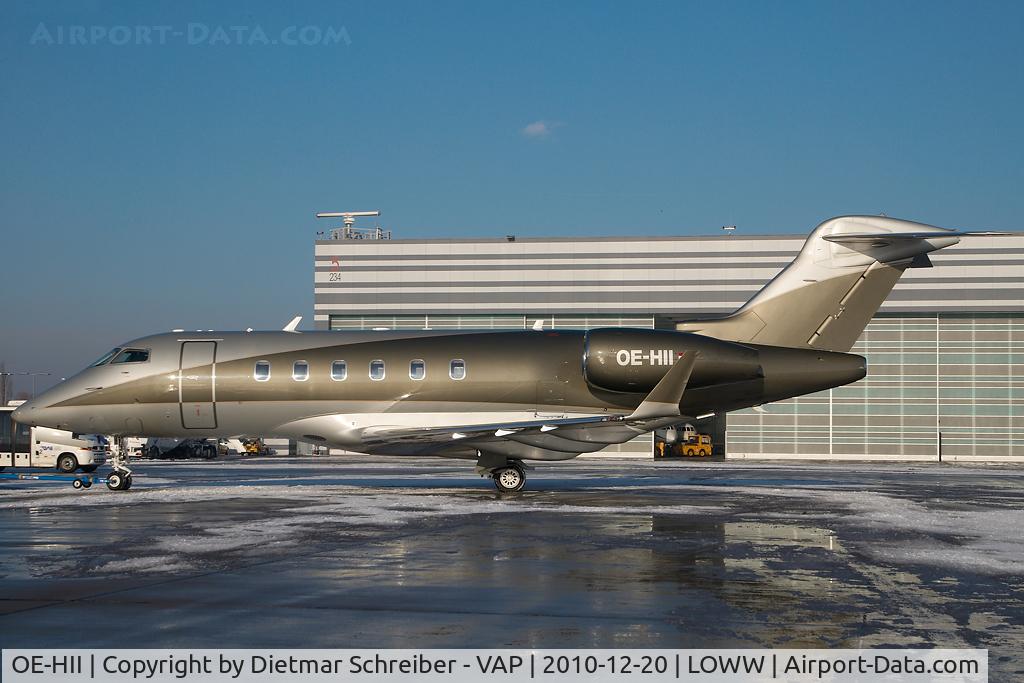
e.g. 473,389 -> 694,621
13,214 -> 990,473
13,327 -> 864,460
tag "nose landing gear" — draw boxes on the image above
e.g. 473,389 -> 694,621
105,470 -> 132,491
106,437 -> 134,491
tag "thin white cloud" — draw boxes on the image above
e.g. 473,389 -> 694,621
521,120 -> 561,139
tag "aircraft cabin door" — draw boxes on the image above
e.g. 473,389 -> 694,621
179,341 -> 217,430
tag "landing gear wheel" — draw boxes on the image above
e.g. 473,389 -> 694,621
493,465 -> 526,493
57,454 -> 77,473
73,479 -> 84,489
106,471 -> 131,491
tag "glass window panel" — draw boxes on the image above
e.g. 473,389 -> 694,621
111,349 -> 150,364
91,348 -> 121,367
254,361 -> 271,381
331,361 -> 347,381
449,359 -> 466,380
370,360 -> 385,381
410,359 -> 425,380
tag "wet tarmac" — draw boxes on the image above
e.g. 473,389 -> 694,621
1,457 -> 1022,678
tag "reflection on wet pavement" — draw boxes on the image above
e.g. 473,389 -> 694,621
0,457 -> 1022,678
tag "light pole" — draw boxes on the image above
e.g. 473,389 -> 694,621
0,371 -> 52,402
28,372 -> 51,398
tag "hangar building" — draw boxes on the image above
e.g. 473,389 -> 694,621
314,223 -> 1024,462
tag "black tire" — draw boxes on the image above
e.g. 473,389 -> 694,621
81,465 -> 98,473
123,474 -> 133,490
57,454 -> 78,473
106,472 -> 124,491
82,480 -> 92,489
493,465 -> 526,493
72,479 -> 84,489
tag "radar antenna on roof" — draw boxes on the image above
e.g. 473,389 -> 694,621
316,210 -> 390,240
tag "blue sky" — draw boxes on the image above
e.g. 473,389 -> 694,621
1,0 -> 1023,393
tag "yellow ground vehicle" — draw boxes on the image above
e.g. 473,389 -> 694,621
655,433 -> 715,458
242,438 -> 270,456
680,434 -> 713,457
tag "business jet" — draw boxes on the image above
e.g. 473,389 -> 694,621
13,216 -> 998,491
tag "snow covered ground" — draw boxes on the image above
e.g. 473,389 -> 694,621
1,457 -> 1022,677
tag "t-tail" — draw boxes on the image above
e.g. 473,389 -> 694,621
677,215 -> 1006,352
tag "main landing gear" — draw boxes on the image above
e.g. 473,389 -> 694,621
476,453 -> 528,493
492,463 -> 526,493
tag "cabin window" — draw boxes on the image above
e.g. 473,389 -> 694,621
410,359 -> 425,380
292,360 -> 309,381
91,348 -> 121,367
331,360 -> 347,381
369,359 -> 385,381
254,361 -> 271,381
111,348 -> 150,364
449,359 -> 466,380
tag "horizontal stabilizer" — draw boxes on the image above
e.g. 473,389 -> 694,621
823,231 -> 1010,246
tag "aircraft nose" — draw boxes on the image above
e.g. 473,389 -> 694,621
11,399 -> 42,426
11,397 -> 67,430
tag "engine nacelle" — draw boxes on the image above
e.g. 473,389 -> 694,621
582,328 -> 762,393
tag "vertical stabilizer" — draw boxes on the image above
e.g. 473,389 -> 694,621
676,216 -> 965,352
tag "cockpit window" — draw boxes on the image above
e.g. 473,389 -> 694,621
111,348 -> 150,364
91,348 -> 121,367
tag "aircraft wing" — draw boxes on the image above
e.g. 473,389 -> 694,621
357,351 -> 699,459
357,412 -> 683,458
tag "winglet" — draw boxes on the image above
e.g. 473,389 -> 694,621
532,319 -> 544,331
626,352 -> 698,421
283,316 -> 302,333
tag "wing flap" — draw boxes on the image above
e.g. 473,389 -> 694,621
358,413 -> 622,447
